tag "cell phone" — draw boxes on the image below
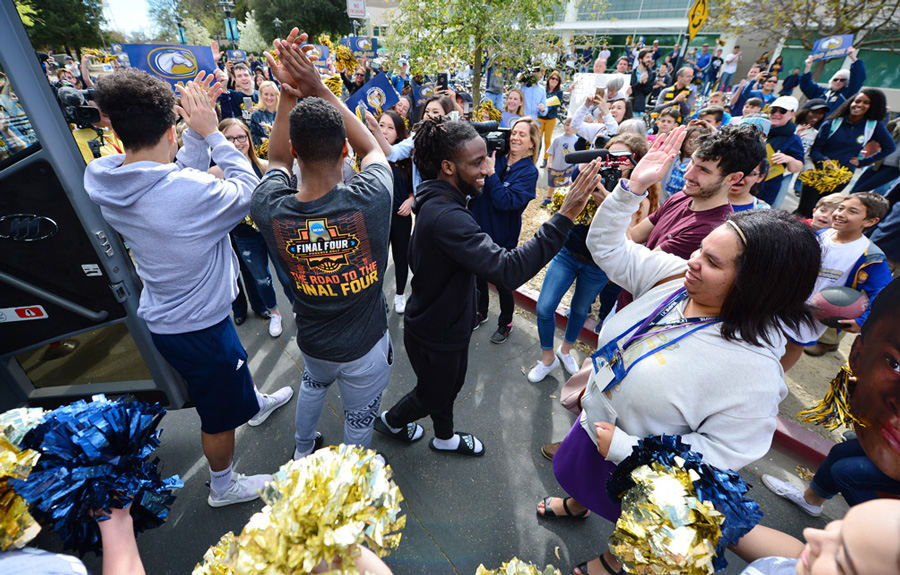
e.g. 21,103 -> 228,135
437,72 -> 449,91
594,87 -> 605,98
242,97 -> 253,120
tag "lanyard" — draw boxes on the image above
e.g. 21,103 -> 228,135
591,288 -> 721,392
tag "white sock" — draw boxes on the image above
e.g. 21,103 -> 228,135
209,463 -> 234,495
254,387 -> 266,412
381,411 -> 402,433
432,434 -> 484,453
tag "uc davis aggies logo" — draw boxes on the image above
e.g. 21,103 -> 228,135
366,87 -> 386,110
285,219 -> 359,272
148,47 -> 198,80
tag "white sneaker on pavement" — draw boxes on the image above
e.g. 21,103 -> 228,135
761,474 -> 823,516
249,386 -> 294,427
556,347 -> 579,375
268,312 -> 283,337
528,357 -> 560,383
207,472 -> 272,507
394,294 -> 406,314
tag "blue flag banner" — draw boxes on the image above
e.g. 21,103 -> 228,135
548,165 -> 577,187
227,49 -> 247,62
121,44 -> 217,90
413,82 -> 434,106
301,44 -> 331,71
810,35 -> 854,62
341,37 -> 378,59
344,72 -> 399,114
501,111 -> 521,128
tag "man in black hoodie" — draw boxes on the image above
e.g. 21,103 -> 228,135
374,118 -> 598,456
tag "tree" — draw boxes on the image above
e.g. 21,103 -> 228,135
148,0 -> 251,45
383,0 -> 603,104
249,0 -> 352,42
184,18 -> 214,46
22,0 -> 108,55
238,10 -> 268,53
709,0 -> 900,79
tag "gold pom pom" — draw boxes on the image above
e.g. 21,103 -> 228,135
0,408 -> 45,551
798,363 -> 866,430
194,446 -> 405,575
318,35 -> 334,50
476,100 -> 502,123
475,557 -> 561,575
798,160 -> 854,194
335,45 -> 357,75
548,187 -> 597,226
324,74 -> 343,98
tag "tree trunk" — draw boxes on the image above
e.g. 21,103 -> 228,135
811,59 -> 827,82
472,28 -> 483,105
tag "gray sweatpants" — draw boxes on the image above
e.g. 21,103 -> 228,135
294,330 -> 393,454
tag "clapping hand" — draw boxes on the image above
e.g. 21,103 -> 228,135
628,125 -> 686,193
175,76 -> 220,138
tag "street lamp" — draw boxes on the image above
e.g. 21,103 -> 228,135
272,17 -> 282,39
217,0 -> 237,48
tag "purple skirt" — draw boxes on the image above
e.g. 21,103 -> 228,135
552,415 -> 622,522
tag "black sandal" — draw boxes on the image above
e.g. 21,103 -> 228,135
429,432 -> 485,457
537,496 -> 590,519
374,417 -> 423,443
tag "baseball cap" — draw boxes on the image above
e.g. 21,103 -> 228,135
802,98 -> 829,111
770,96 -> 798,112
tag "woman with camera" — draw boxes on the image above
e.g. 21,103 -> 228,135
470,117 -> 542,344
528,133 -> 659,382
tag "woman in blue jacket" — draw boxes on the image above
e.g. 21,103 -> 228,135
471,117 -> 541,343
796,88 -> 896,217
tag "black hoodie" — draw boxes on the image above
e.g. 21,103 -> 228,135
404,179 -> 574,351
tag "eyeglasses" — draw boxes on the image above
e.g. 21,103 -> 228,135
769,107 -> 788,115
225,134 -> 248,143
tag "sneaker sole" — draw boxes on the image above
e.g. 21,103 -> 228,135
207,492 -> 261,508
248,389 -> 294,427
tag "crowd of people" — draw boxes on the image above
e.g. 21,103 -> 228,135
4,26 -> 900,575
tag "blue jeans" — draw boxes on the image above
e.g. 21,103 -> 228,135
295,330 -> 393,453
719,72 -> 735,93
810,438 -> 900,506
483,91 -> 503,110
535,247 -> 608,350
233,232 -> 294,311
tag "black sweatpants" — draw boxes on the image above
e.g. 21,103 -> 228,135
476,277 -> 515,327
390,212 -> 412,294
386,330 -> 469,440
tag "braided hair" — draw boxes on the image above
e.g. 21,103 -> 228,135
412,117 -> 480,181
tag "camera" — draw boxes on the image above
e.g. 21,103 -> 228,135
470,120 -> 510,156
57,86 -> 101,126
563,149 -> 635,190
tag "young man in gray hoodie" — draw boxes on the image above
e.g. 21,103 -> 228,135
83,69 -> 293,508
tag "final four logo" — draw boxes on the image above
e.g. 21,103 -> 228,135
147,47 -> 198,80
285,219 -> 359,272
366,87 -> 387,110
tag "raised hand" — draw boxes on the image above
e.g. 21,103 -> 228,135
175,80 -> 218,138
269,37 -> 328,100
558,159 -> 602,221
628,125 -> 686,193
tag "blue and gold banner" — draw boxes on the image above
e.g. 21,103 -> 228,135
341,37 -> 378,59
227,49 -> 247,62
344,72 -> 399,114
810,34 -> 854,62
301,44 -> 331,71
501,111 -> 521,128
120,44 -> 217,90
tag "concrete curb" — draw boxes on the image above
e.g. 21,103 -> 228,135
509,283 -> 834,466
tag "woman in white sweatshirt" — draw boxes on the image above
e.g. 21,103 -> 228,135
536,127 -> 822,575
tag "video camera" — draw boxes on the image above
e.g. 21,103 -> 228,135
57,86 -> 101,127
563,149 -> 636,191
470,120 -> 510,156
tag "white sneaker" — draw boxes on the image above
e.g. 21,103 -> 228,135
394,294 -> 406,314
268,312 -> 283,337
528,357 -> 560,382
761,474 -> 823,516
556,347 -> 579,375
249,386 -> 294,426
207,472 -> 272,508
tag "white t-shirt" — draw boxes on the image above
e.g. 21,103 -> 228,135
723,53 -> 740,74
787,228 -> 869,343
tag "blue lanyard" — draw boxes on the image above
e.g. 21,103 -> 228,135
591,288 -> 721,392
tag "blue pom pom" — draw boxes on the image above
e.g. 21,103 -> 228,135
9,396 -> 182,555
607,434 -> 762,572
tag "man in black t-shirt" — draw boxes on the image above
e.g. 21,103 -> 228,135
250,33 -> 394,459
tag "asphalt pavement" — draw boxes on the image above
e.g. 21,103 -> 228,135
31,257 -> 844,575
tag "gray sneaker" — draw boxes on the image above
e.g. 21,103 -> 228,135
761,474 -> 823,516
249,386 -> 294,427
207,472 -> 271,508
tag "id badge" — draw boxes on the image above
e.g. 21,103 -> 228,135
591,340 -> 625,397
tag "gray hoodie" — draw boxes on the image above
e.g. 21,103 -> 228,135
84,128 -> 259,334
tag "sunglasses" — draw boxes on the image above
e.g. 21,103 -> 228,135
832,77 -> 848,83
769,107 -> 788,115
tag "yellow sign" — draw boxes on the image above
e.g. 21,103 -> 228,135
688,0 -> 708,42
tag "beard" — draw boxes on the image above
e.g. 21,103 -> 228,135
460,178 -> 483,200
684,175 -> 725,199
